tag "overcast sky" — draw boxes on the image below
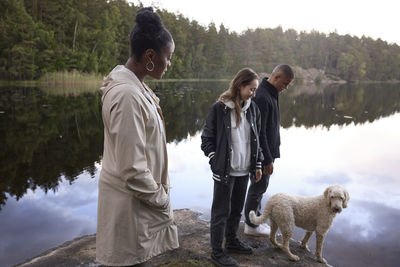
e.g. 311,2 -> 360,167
132,0 -> 400,45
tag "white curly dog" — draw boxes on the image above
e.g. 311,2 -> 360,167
249,185 -> 349,264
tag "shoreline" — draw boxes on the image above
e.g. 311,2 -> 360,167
15,209 -> 327,267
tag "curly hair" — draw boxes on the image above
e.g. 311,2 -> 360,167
129,7 -> 173,61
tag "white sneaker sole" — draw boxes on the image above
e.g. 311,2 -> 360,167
244,231 -> 269,237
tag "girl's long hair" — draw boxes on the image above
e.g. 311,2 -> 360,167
218,68 -> 259,126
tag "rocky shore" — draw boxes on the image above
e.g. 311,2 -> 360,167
15,209 -> 328,267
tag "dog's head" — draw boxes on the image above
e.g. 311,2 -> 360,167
323,185 -> 350,213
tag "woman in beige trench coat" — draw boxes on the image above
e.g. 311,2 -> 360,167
96,7 -> 179,266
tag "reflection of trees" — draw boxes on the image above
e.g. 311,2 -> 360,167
0,82 -> 227,209
280,83 -> 400,128
155,81 -> 400,137
0,87 -> 103,209
1,82 -> 399,209
151,81 -> 226,142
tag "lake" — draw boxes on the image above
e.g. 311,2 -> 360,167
0,81 -> 399,267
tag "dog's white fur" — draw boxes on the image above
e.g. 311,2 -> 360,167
249,185 -> 349,263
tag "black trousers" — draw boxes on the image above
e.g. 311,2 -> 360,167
244,172 -> 271,227
210,175 -> 249,251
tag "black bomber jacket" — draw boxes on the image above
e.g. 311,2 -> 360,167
253,78 -> 281,165
201,100 -> 264,185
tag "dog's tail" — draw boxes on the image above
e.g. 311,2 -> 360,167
249,210 -> 269,225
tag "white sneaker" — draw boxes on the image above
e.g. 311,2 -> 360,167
260,223 -> 271,234
244,223 -> 270,236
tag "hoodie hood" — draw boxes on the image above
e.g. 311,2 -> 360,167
221,98 -> 251,112
100,65 -> 141,100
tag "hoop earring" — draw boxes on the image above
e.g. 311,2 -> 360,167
146,60 -> 155,72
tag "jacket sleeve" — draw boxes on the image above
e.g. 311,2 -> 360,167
254,96 -> 273,165
109,89 -> 168,209
255,104 -> 264,168
201,103 -> 217,161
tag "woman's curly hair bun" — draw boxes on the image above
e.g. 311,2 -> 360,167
129,7 -> 172,60
135,7 -> 163,35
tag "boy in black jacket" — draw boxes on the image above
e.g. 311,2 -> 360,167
244,64 -> 294,236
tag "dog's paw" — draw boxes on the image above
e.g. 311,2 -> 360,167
300,243 -> 310,251
317,257 -> 327,264
289,254 -> 300,261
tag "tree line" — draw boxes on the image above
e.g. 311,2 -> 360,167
1,0 -> 400,81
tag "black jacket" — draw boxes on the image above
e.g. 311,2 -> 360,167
201,101 -> 264,185
253,77 -> 281,165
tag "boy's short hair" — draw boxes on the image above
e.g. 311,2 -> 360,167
272,64 -> 294,79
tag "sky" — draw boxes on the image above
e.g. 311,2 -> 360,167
132,0 -> 400,45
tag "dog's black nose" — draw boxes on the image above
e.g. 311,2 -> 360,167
333,207 -> 340,213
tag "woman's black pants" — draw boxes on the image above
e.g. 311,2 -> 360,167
210,175 -> 249,252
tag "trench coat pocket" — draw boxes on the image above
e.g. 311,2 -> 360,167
142,184 -> 169,210
138,198 -> 174,237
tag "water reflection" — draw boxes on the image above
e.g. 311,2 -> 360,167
151,81 -> 225,142
281,82 -> 400,128
2,82 -> 400,210
167,113 -> 400,267
268,114 -> 400,267
0,172 -> 98,267
1,82 -> 400,266
0,87 -> 103,209
156,81 -> 400,136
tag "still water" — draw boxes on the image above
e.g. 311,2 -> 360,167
0,82 -> 400,267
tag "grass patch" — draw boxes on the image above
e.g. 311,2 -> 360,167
0,80 -> 37,87
1,71 -> 230,95
39,70 -> 103,86
36,71 -> 103,95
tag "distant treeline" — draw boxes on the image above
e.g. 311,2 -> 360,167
1,0 -> 400,81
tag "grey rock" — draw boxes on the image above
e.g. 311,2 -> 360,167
15,209 -> 328,267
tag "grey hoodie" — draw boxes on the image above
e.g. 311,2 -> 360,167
223,99 -> 252,176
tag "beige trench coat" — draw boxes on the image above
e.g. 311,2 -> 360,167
96,65 -> 179,266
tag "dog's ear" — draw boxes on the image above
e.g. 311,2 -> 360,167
324,186 -> 331,199
343,189 -> 350,208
